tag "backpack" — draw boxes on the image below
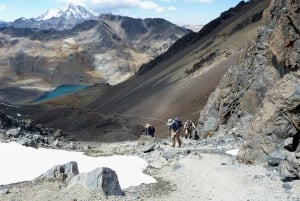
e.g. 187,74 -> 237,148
185,121 -> 194,130
175,118 -> 183,128
145,125 -> 155,137
148,126 -> 155,137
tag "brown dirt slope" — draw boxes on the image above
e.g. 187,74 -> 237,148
84,0 -> 271,137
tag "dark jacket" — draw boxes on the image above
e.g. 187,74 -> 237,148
169,121 -> 180,133
144,126 -> 155,137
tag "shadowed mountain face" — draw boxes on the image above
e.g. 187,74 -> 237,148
0,15 -> 190,104
25,0 -> 271,141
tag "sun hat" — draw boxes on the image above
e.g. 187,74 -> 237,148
166,118 -> 175,126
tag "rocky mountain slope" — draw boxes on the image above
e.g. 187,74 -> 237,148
195,0 -> 299,180
33,0 -> 271,141
0,13 -> 189,104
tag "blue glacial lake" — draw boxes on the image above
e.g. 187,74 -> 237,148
34,85 -> 87,102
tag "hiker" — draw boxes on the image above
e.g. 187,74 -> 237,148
167,118 -> 182,147
142,123 -> 155,137
183,120 -> 196,139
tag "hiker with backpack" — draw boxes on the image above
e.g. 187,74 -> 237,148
183,120 -> 196,139
167,118 -> 183,147
142,123 -> 155,137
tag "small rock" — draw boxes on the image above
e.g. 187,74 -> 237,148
0,188 -> 9,195
141,143 -> 155,153
138,135 -> 156,145
54,129 -> 63,137
17,137 -> 37,148
5,127 -> 21,137
282,183 -> 292,190
267,151 -> 286,166
53,139 -> 60,147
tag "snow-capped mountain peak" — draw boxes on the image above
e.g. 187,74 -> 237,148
37,3 -> 99,21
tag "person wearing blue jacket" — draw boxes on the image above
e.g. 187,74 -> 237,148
167,118 -> 182,147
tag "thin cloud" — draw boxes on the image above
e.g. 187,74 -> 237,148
0,4 -> 7,11
56,0 -> 86,6
167,6 -> 176,11
59,0 -> 165,12
185,0 -> 213,3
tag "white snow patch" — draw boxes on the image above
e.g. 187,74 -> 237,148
225,149 -> 239,156
0,142 -> 156,189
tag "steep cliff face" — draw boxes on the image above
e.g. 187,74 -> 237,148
197,0 -> 299,165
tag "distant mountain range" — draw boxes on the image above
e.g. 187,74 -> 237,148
0,3 -> 200,32
181,24 -> 203,32
0,4 -> 191,104
0,3 -> 99,30
37,3 -> 98,21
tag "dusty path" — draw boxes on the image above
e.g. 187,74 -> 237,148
1,139 -> 300,201
153,152 -> 300,201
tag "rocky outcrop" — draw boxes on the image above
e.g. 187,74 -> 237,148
41,161 -> 79,181
0,111 -> 69,147
70,167 -> 124,196
196,0 -> 300,173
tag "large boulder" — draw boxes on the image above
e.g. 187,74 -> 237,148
70,167 -> 124,196
41,161 -> 79,181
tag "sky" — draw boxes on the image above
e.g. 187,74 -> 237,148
0,0 -> 248,25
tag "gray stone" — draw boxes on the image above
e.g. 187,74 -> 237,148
54,129 -> 63,137
52,139 -> 60,147
41,161 -> 79,181
278,161 -> 300,182
141,143 -> 155,153
282,182 -> 292,190
284,137 -> 294,151
267,151 -> 286,166
5,127 -> 21,137
0,188 -> 9,195
70,167 -> 124,196
0,133 -> 7,140
17,137 -> 37,148
148,156 -> 168,169
162,150 -> 182,160
138,135 -> 156,145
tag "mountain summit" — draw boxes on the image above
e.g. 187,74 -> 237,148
36,3 -> 99,21
0,3 -> 99,30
